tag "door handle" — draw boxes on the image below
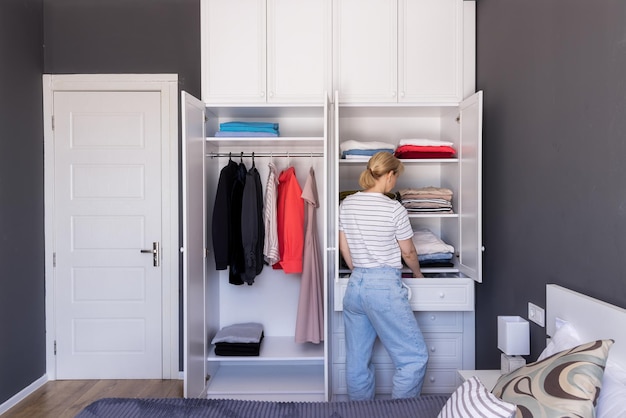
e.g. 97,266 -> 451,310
140,242 -> 160,267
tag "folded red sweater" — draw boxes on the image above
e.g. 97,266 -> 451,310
394,145 -> 456,159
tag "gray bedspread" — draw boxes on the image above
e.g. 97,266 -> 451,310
75,395 -> 449,418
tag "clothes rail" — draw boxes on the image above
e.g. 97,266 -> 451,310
207,151 -> 324,158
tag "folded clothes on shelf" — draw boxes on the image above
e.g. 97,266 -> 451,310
339,140 -> 396,159
211,322 -> 264,356
217,121 -> 280,136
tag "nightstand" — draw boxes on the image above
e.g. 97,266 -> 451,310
457,370 -> 502,391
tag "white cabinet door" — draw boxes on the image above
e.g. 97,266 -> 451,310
333,0 -> 398,103
203,0 -> 330,104
202,0 -> 266,103
334,0 -> 464,104
399,0 -> 463,103
181,91 -> 208,397
268,0 -> 331,103
457,91 -> 483,282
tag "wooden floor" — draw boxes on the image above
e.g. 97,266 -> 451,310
3,380 -> 183,418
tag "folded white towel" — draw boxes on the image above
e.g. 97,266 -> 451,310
398,138 -> 454,147
340,140 -> 397,153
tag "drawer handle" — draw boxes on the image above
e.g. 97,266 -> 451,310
430,315 -> 436,321
429,376 -> 436,383
439,292 -> 445,299
430,346 -> 436,353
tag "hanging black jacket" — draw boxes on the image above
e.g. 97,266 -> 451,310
212,159 -> 239,271
228,161 -> 248,285
241,164 -> 265,284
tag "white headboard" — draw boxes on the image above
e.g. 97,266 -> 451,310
547,284 -> 626,369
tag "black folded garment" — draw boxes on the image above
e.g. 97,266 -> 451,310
214,332 -> 264,356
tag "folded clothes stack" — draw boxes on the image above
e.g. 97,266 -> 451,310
215,121 -> 279,137
340,140 -> 396,160
211,322 -> 264,356
397,186 -> 453,214
394,139 -> 456,159
412,228 -> 456,268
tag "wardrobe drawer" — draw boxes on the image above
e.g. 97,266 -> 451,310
333,332 -> 463,369
416,311 -> 464,333
406,279 -> 474,311
333,278 -> 474,311
332,363 -> 459,395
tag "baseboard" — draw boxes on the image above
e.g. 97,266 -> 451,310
0,374 -> 48,415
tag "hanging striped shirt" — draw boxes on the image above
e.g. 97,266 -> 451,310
339,192 -> 413,269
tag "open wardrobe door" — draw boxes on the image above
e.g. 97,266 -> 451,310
181,91 -> 208,397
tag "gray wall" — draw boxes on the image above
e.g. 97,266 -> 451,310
0,0 -> 45,405
475,0 -> 626,368
43,0 -> 201,95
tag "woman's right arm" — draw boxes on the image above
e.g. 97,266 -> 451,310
339,231 -> 354,270
398,238 -> 423,278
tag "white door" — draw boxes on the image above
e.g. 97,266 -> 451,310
52,90 -> 165,378
458,91 -> 483,283
202,0 -> 266,103
181,91 -> 208,397
333,0 -> 398,103
267,0 -> 331,103
398,0 -> 463,103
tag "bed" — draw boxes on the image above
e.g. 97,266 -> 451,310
75,284 -> 626,418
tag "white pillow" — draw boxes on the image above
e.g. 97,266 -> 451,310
438,376 -> 516,418
537,321 -> 581,361
596,361 -> 626,418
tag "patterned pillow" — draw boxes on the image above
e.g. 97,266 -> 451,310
438,376 -> 516,418
492,339 -> 614,418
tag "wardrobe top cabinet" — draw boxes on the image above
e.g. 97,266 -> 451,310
333,0 -> 466,104
201,0 -> 332,104
201,0 -> 474,105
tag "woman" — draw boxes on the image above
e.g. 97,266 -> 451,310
338,151 -> 428,400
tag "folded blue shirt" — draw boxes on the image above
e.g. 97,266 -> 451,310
220,121 -> 279,130
342,148 -> 395,158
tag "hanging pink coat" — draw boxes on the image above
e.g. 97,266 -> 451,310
295,167 -> 324,344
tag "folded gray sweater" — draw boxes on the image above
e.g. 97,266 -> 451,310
210,322 -> 264,344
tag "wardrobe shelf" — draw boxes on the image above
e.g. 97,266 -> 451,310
206,364 -> 325,401
207,336 -> 325,362
206,137 -> 324,149
337,267 -> 461,276
408,213 -> 458,218
339,158 -> 459,164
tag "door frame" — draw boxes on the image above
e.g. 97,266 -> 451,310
42,74 -> 180,380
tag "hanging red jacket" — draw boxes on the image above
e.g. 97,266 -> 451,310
273,166 -> 304,273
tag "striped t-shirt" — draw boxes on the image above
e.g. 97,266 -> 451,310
338,192 -> 413,269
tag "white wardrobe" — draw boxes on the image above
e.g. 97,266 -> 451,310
183,0 -> 481,401
182,94 -> 332,400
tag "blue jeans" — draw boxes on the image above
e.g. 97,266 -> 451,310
343,267 -> 429,400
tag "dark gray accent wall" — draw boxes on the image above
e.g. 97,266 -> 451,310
43,0 -> 201,96
475,0 -> 626,368
0,0 -> 45,405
